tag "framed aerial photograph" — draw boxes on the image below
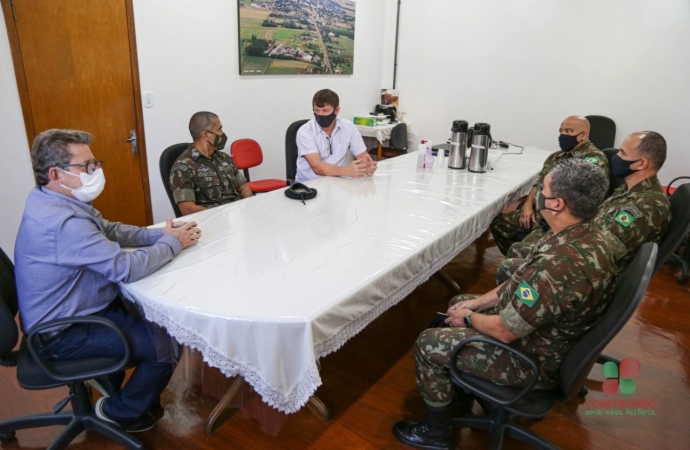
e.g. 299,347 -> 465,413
238,0 -> 356,75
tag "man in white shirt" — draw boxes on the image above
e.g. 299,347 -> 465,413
295,89 -> 377,183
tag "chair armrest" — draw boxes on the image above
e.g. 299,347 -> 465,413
448,335 -> 539,407
27,316 -> 131,383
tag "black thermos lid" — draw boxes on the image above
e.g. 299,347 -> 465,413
451,120 -> 468,132
474,123 -> 491,135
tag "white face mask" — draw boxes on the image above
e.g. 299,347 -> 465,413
59,168 -> 106,203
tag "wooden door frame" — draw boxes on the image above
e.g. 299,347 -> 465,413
1,0 -> 154,225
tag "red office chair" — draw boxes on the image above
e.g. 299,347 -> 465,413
231,139 -> 286,193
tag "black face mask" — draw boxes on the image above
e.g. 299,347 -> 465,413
206,131 -> 228,149
611,154 -> 642,178
558,132 -> 583,151
314,111 -> 337,128
536,189 -> 561,213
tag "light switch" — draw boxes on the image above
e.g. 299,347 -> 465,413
144,92 -> 154,108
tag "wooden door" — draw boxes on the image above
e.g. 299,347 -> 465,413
3,0 -> 152,226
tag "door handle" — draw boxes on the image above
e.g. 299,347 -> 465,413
126,130 -> 138,155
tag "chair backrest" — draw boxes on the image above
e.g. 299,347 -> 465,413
654,183 -> 690,273
558,242 -> 657,400
586,115 -> 616,150
603,148 -> 626,196
159,143 -> 189,218
390,123 -> 409,152
231,139 -> 263,182
285,119 -> 309,184
0,246 -> 19,362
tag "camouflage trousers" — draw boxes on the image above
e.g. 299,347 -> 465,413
494,228 -> 547,285
415,295 -> 535,406
506,228 -> 546,259
490,208 -> 538,256
495,258 -> 527,286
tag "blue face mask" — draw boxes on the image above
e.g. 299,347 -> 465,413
611,154 -> 642,178
558,132 -> 583,151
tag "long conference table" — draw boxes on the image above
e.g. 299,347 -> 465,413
120,147 -> 550,424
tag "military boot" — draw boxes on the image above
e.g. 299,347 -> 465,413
452,385 -> 474,416
392,403 -> 453,450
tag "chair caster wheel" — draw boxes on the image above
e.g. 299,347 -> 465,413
0,430 -> 16,443
577,387 -> 588,397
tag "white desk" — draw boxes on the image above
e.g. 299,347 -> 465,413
355,122 -> 417,160
120,147 -> 551,414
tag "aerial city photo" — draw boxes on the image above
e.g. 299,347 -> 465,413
238,0 -> 356,75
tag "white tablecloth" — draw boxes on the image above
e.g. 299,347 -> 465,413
120,147 -> 551,414
355,122 -> 416,144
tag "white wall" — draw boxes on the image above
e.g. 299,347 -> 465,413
133,0 -> 389,222
2,0 -> 689,252
389,0 -> 690,185
0,18 -> 34,260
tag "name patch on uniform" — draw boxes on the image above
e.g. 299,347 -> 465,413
615,210 -> 636,227
172,164 -> 188,172
584,156 -> 600,164
621,205 -> 643,219
515,281 -> 539,307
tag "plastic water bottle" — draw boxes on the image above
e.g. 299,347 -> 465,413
436,142 -> 445,169
425,140 -> 435,171
417,143 -> 426,171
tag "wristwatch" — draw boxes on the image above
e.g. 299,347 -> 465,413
464,311 -> 476,329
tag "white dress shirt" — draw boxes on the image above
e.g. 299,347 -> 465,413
295,117 -> 367,183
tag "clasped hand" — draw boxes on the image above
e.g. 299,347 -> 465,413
445,298 -> 482,327
163,218 -> 201,248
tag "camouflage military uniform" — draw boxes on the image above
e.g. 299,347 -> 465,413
415,220 -> 625,406
490,141 -> 608,255
497,175 -> 671,284
169,144 -> 247,208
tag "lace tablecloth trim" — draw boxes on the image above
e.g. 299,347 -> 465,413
120,289 -> 322,414
314,174 -> 537,359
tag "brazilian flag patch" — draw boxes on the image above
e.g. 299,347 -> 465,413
615,210 -> 635,227
515,281 -> 539,307
584,156 -> 601,164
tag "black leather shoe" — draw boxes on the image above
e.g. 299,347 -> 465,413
392,420 -> 453,450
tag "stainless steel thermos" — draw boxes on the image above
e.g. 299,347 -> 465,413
448,120 -> 468,170
468,123 -> 491,173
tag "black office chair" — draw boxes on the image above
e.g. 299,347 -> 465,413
588,184 -> 690,382
586,115 -> 616,150
654,183 -> 690,274
449,242 -> 657,450
662,180 -> 690,284
602,148 -> 626,196
159,143 -> 189,218
0,247 -> 141,449
367,122 -> 409,160
285,119 -> 309,185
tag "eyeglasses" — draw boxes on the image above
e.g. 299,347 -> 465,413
56,160 -> 103,174
326,136 -> 332,155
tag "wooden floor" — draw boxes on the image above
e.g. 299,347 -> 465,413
2,232 -> 689,449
